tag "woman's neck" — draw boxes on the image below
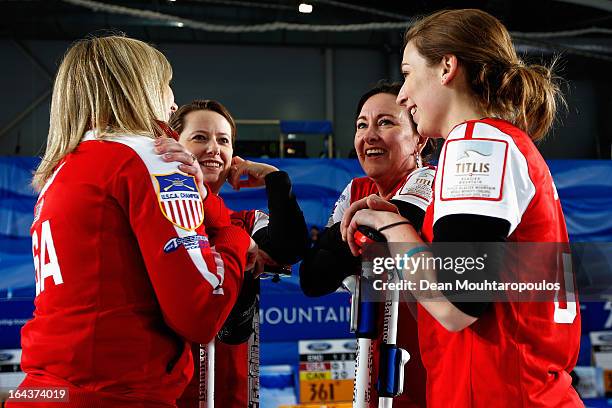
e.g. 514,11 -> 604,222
209,180 -> 223,195
441,91 -> 487,139
373,171 -> 408,200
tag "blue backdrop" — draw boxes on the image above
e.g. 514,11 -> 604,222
1,157 -> 612,368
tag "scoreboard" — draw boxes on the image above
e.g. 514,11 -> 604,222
298,339 -> 356,405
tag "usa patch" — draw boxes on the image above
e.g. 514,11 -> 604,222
153,173 -> 205,231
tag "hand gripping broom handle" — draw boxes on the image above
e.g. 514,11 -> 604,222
350,225 -> 410,408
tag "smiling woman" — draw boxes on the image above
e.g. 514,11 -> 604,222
168,99 -> 309,408
299,80 -> 436,408
301,81 -> 435,295
341,9 -> 581,408
354,91 -> 424,195
169,100 -> 236,194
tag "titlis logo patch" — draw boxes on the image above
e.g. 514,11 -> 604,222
455,149 -> 491,175
415,172 -> 434,187
454,140 -> 494,176
164,235 -> 210,253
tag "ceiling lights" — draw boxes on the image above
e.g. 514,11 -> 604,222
298,3 -> 313,13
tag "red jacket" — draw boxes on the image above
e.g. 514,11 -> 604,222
420,119 -> 581,407
327,168 -> 435,408
10,132 -> 250,407
177,209 -> 268,408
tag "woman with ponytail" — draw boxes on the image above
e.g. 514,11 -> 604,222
340,9 -> 581,407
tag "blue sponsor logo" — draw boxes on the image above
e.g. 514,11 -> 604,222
343,341 -> 357,351
0,352 -> 14,362
307,342 -> 332,352
164,235 -> 210,253
598,334 -> 612,342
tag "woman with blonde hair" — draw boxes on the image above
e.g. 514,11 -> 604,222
342,9 -> 581,407
9,35 -> 254,407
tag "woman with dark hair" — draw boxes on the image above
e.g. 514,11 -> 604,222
300,80 -> 436,407
164,99 -> 308,408
342,9 -> 581,407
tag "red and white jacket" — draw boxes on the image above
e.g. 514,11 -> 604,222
420,119 -> 581,408
327,166 -> 435,408
13,132 -> 250,408
177,209 -> 268,408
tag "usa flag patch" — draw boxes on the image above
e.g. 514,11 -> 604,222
153,173 -> 205,231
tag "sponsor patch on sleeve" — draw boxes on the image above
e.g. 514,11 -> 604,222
440,139 -> 508,201
397,168 -> 434,203
153,173 -> 205,231
164,234 -> 211,253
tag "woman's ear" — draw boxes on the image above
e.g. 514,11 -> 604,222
441,54 -> 459,85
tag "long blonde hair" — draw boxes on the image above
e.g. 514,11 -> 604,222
405,9 -> 564,141
33,34 -> 173,190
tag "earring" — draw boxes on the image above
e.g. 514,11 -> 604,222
415,152 -> 423,168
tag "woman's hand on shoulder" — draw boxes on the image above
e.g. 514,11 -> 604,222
228,156 -> 279,190
155,137 -> 205,191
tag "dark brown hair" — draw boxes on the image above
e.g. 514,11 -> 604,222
169,99 -> 237,146
356,80 -> 436,162
404,9 -> 565,141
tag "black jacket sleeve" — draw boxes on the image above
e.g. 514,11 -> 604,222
433,214 -> 510,318
300,198 -> 427,298
218,171 -> 307,345
389,199 -> 426,232
251,170 -> 309,265
299,222 -> 360,297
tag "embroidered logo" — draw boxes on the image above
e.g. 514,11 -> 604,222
153,173 -> 204,231
163,234 -> 210,253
